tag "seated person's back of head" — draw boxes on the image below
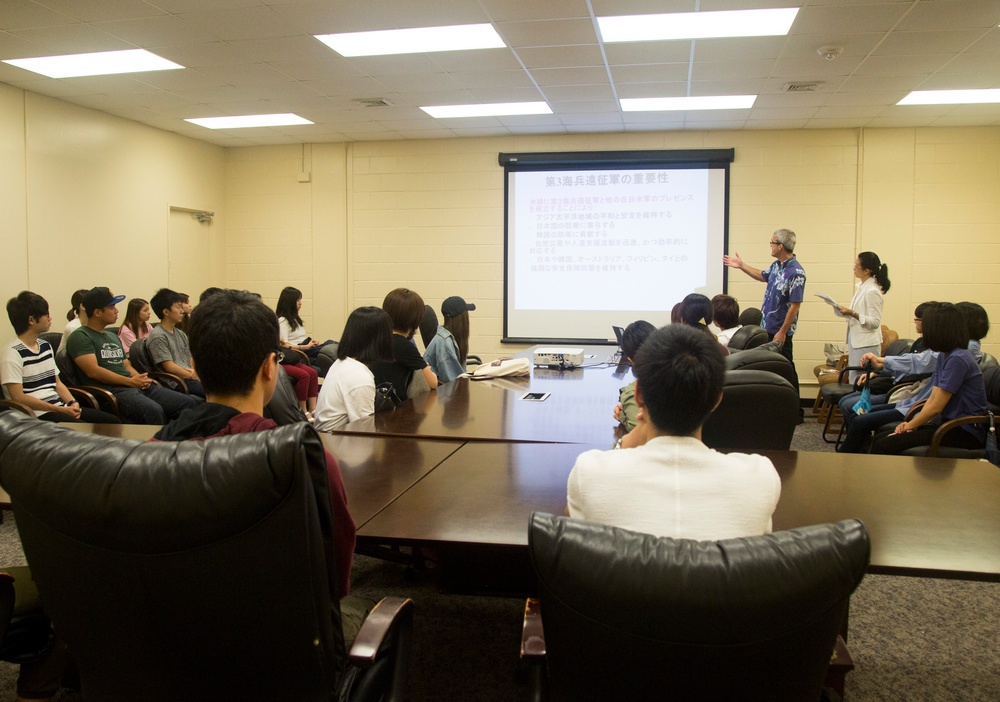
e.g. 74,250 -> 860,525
568,324 -> 780,540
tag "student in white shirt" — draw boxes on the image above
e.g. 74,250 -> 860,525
568,324 -> 780,541
314,306 -> 393,432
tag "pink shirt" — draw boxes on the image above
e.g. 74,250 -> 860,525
118,322 -> 152,353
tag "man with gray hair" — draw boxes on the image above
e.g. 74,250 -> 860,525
723,229 -> 805,414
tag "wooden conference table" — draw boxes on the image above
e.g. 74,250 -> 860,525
42,357 -> 1000,584
329,355 -> 1000,584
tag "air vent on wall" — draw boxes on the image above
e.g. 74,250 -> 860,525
353,97 -> 393,107
783,82 -> 823,92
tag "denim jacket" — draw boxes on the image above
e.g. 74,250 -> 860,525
423,327 -> 465,384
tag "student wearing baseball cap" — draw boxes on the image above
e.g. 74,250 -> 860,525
423,295 -> 475,384
65,286 -> 198,424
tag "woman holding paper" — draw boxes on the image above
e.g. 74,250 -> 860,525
833,251 -> 891,383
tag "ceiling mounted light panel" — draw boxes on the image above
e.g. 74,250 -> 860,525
185,114 -> 314,129
621,95 -> 757,112
421,102 -> 552,118
598,8 -> 799,43
898,89 -> 1000,105
2,49 -> 183,78
316,23 -> 505,57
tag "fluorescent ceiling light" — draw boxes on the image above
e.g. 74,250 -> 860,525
315,23 -> 505,57
898,89 -> 1000,105
185,114 -> 313,129
421,102 -> 552,119
598,8 -> 799,42
621,95 -> 757,112
2,49 -> 182,78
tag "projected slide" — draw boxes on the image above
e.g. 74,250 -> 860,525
501,150 -> 733,343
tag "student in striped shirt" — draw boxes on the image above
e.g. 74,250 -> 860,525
3,291 -> 119,423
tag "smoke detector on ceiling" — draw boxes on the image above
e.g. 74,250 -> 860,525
817,46 -> 843,61
353,97 -> 393,107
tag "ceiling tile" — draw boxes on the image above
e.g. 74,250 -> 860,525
497,19 -> 597,48
9,22 -> 132,53
693,36 -> 788,62
853,54 -> 955,75
175,7 -> 303,42
894,0 -> 1000,31
604,42 -> 693,66
95,15 -> 221,47
791,3 -> 911,35
516,44 -> 605,69
530,66 -> 609,86
611,63 -> 690,84
872,30 -> 986,56
541,84 -> 614,101
36,0 -> 167,23
0,1 -> 77,31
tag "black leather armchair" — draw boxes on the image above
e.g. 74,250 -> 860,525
727,324 -> 769,351
127,337 -> 190,393
54,347 -> 119,418
724,347 -> 797,387
522,513 -> 869,702
703,369 -> 799,450
0,414 -> 413,702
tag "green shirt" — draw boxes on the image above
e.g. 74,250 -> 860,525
618,381 -> 639,432
65,325 -> 129,388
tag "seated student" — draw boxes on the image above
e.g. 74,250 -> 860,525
147,288 -> 205,398
424,296 -> 475,384
838,301 -> 988,453
59,289 -> 88,351
869,302 -> 988,455
679,293 -> 730,356
375,288 -> 438,395
152,290 -> 360,622
175,291 -> 192,333
275,286 -> 333,370
66,287 -> 197,425
3,291 -> 118,424
567,324 -> 781,540
710,294 -> 742,346
117,297 -> 153,353
314,307 -> 393,432
611,320 -> 655,432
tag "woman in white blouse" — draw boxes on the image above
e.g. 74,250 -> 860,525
314,307 -> 393,432
834,251 -> 891,383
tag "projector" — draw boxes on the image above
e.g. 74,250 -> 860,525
533,347 -> 585,368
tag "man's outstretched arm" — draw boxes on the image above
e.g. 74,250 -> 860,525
723,251 -> 765,282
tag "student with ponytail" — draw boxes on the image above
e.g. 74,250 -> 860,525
835,251 -> 891,384
678,293 -> 729,356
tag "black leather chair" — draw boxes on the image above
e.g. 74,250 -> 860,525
53,348 -> 118,418
702,369 -> 799,450
127,337 -> 190,393
724,347 -> 797,387
0,414 -> 413,702
727,324 -> 769,351
522,513 -> 869,702
738,307 -> 763,327
39,332 -> 63,354
264,365 -> 309,425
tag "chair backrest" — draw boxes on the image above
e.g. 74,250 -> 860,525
724,348 -> 797,388
726,324 -> 769,351
0,414 -> 345,701
979,352 -> 998,371
315,342 -> 339,377
703,370 -> 798,450
264,365 -> 308,425
884,338 -> 912,357
127,337 -> 153,374
738,307 -> 763,327
53,348 -> 82,387
984,364 -> 1000,413
530,513 -> 869,702
879,325 -> 898,355
39,332 -> 62,354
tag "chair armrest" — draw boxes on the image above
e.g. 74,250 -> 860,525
148,372 -> 188,394
284,348 -> 309,365
927,415 -> 989,456
348,596 -> 414,668
0,400 -> 35,418
903,400 -> 927,421
75,386 -> 120,418
68,387 -> 99,410
521,597 -> 546,658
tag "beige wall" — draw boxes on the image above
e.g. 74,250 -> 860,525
0,85 -> 226,327
225,126 -> 1000,389
5,83 -> 997,390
